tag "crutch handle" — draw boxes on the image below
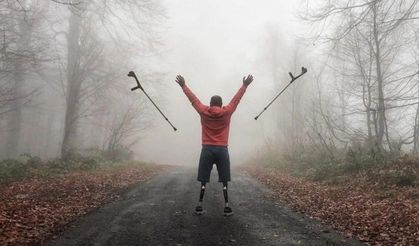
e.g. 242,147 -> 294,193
289,72 -> 295,80
131,86 -> 141,91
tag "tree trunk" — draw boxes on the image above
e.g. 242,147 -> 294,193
413,94 -> 419,154
6,4 -> 31,158
372,3 -> 386,149
364,45 -> 374,148
413,34 -> 419,154
61,9 -> 82,158
6,69 -> 23,157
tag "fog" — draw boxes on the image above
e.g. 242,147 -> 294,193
1,0 -> 418,169
137,0 -> 305,165
2,2 -> 418,244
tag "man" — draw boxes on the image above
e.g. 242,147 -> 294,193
175,74 -> 254,216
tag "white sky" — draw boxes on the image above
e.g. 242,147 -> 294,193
136,0 -> 306,165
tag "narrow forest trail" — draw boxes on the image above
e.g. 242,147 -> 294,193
46,168 -> 360,246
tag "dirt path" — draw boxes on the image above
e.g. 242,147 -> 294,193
46,168 -> 361,246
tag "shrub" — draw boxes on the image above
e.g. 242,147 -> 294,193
0,159 -> 30,182
103,145 -> 134,162
255,143 -> 418,187
21,154 -> 43,169
0,144 -> 141,183
0,152 -> 111,183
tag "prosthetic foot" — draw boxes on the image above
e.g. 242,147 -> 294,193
223,182 -> 234,217
223,206 -> 234,217
194,205 -> 206,215
194,182 -> 206,215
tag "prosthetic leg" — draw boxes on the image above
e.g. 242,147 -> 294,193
223,182 -> 233,216
194,182 -> 206,215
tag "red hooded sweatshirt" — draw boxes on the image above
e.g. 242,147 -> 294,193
182,84 -> 248,146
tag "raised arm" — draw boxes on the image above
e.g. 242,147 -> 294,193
175,75 -> 207,114
224,74 -> 253,113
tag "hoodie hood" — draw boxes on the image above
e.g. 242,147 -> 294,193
205,106 -> 227,118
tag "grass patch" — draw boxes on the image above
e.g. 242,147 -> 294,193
0,152 -> 149,184
252,145 -> 419,188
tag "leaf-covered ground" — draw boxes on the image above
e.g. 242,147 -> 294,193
0,164 -> 168,245
243,166 -> 419,246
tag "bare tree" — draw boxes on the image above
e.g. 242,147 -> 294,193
61,5 -> 102,157
60,1 -> 164,158
303,0 -> 419,150
412,31 -> 419,154
0,0 -> 50,157
103,100 -> 150,160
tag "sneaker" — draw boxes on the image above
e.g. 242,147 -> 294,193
194,205 -> 205,215
224,206 -> 234,217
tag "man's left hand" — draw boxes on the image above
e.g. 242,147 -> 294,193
175,75 -> 186,87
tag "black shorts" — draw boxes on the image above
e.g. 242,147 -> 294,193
197,145 -> 231,183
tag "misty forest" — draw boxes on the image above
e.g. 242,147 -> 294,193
0,0 -> 418,245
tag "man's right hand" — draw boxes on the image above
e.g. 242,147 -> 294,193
176,75 -> 185,87
243,74 -> 253,86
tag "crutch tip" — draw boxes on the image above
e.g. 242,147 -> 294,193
173,127 -> 178,131
254,116 -> 259,120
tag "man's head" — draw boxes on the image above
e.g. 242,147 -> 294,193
210,95 -> 222,107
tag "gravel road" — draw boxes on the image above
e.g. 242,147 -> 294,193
46,168 -> 361,246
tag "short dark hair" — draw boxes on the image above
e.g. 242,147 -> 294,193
210,95 -> 222,107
